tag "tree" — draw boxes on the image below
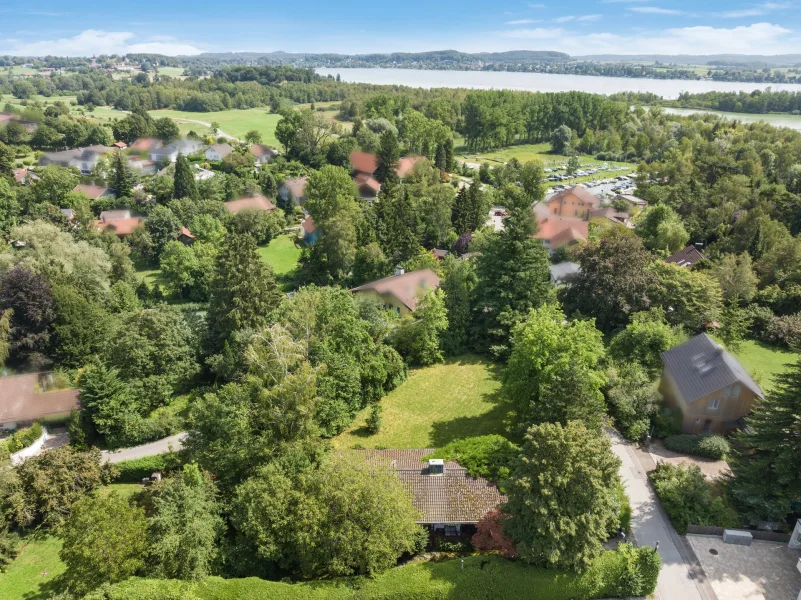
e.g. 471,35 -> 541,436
154,117 -> 180,142
648,261 -> 724,331
245,129 -> 262,144
231,452 -> 424,579
0,446 -> 114,529
636,205 -> 689,255
51,285 -> 113,368
351,242 -> 390,286
562,231 -> 656,334
504,421 -> 621,572
149,464 -> 225,580
32,166 -> 79,205
566,154 -> 580,176
716,253 -> 758,303
173,153 -> 197,200
609,308 -> 685,377
606,363 -> 661,441
471,510 -> 517,558
729,359 -> 801,523
550,124 -> 573,155
0,267 -> 55,365
109,150 -> 134,198
144,206 -> 182,259
0,178 -> 19,238
0,309 -> 11,367
77,362 -> 138,445
389,289 -> 448,365
505,304 -> 607,430
206,232 -> 282,356
375,130 -> 400,184
159,240 -> 199,299
59,492 -> 149,595
440,255 -> 477,355
375,184 -> 420,264
471,182 -> 552,356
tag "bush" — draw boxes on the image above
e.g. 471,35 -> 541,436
612,483 -> 632,536
605,543 -> 661,598
653,406 -> 683,438
106,410 -> 183,449
764,313 -> 801,349
432,539 -> 472,553
423,435 -> 518,486
6,422 -> 44,453
113,452 -> 183,483
365,403 -> 382,434
649,462 -> 740,534
664,434 -> 730,460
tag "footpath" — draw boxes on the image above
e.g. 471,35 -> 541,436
101,432 -> 187,464
608,429 -> 715,600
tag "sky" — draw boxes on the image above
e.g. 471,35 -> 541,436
1,0 -> 800,57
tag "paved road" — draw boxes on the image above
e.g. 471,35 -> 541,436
609,430 -> 708,600
101,432 -> 187,464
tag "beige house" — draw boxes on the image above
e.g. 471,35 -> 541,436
659,334 -> 764,434
545,186 -> 601,219
351,267 -> 440,316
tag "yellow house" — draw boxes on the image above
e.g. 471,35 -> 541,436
351,268 -> 441,317
659,334 -> 764,435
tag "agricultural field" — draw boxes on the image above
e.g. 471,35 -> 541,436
335,355 -> 511,449
148,108 -> 282,145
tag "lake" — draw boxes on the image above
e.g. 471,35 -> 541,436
661,107 -> 801,131
316,68 -> 801,100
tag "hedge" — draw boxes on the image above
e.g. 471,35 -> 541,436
79,551 -> 659,600
5,422 -> 43,453
112,452 -> 183,483
664,434 -> 730,460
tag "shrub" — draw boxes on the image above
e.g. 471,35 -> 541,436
6,422 -> 44,453
471,509 -> 517,558
605,543 -> 661,598
0,521 -> 19,573
612,483 -> 632,536
664,434 -> 730,460
649,462 -> 740,534
423,435 -> 518,486
764,313 -> 801,349
432,539 -> 472,553
653,406 -> 683,438
113,452 -> 183,483
365,403 -> 382,434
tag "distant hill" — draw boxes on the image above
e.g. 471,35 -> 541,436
577,54 -> 801,67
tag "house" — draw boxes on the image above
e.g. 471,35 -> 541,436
534,216 -> 588,253
354,172 -> 381,201
177,226 -> 195,245
665,245 -> 707,268
431,249 -> 450,260
59,208 -> 75,222
112,141 -> 128,149
193,165 -> 216,181
351,267 -> 441,316
359,449 -> 506,537
0,372 -> 79,430
127,156 -> 157,175
224,194 -> 276,214
615,193 -> 648,210
129,138 -> 162,153
278,176 -> 308,206
589,207 -> 633,229
248,144 -> 278,164
73,184 -> 114,200
300,216 -> 318,246
40,145 -> 113,174
396,156 -> 423,178
548,261 -> 581,285
545,186 -> 602,219
13,168 -> 39,184
205,143 -> 233,161
0,112 -> 38,133
149,139 -> 204,163
95,209 -> 144,238
349,150 -> 378,176
659,333 -> 764,435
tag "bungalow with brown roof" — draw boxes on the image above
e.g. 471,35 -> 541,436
112,141 -> 128,149
354,172 -> 381,201
349,150 -> 378,176
248,144 -> 278,164
73,184 -> 114,200
13,168 -> 39,184
0,372 -> 79,430
94,209 -> 144,238
129,138 -> 162,153
351,267 -> 441,316
224,194 -> 276,214
359,449 -> 506,536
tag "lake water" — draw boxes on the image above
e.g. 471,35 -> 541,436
316,68 -> 801,100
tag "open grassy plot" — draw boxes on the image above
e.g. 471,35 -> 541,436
0,534 -> 66,600
148,108 -> 282,145
335,355 -> 511,449
732,340 -> 800,393
157,66 -> 186,78
258,234 -> 302,276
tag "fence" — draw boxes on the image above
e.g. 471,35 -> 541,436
687,524 -> 791,543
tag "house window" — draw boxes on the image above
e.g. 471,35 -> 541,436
709,397 -> 720,410
731,383 -> 741,398
723,386 -> 730,398
695,418 -> 701,425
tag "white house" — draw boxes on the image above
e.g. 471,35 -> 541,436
205,143 -> 233,161
149,139 -> 204,163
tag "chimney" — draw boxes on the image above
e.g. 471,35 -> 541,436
428,458 -> 444,476
394,265 -> 405,277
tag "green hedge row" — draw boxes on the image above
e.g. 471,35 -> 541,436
5,422 -> 43,453
112,453 -> 183,483
664,434 -> 730,460
80,551 -> 660,600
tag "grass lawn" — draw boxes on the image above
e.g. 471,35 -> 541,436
258,234 -> 302,275
157,66 -> 186,78
732,340 -> 800,392
149,108 -> 282,146
335,355 -> 511,449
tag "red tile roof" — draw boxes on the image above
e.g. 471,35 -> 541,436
354,172 -> 381,193
535,217 -> 588,248
178,226 -> 195,240
248,144 -> 277,158
350,151 -> 378,175
113,141 -> 127,149
351,269 -> 441,311
302,216 -> 317,235
130,138 -> 162,152
224,194 -> 276,214
283,177 -> 308,200
359,449 -> 506,524
13,168 -> 39,183
95,217 -> 144,237
0,373 -> 79,425
396,156 -> 423,178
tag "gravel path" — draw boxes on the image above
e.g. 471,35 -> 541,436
101,432 -> 187,464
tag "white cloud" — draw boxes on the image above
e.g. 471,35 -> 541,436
528,3 -> 546,8
601,0 -> 648,3
0,29 -> 202,56
629,6 -> 683,14
505,19 -> 541,24
577,14 -> 602,22
722,9 -> 766,17
555,15 -> 576,22
499,22 -> 796,55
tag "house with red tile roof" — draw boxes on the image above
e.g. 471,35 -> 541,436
94,209 -> 144,238
177,226 -> 195,245
534,216 -> 588,252
349,150 -> 378,176
0,372 -> 79,430
300,216 -> 318,245
224,194 -> 276,214
73,184 -> 114,200
351,267 -> 440,316
13,168 -> 39,184
248,144 -> 278,164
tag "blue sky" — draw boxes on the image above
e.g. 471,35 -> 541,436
0,1 -> 799,56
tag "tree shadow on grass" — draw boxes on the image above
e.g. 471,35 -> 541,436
22,572 -> 68,600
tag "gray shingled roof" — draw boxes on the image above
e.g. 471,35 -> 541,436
665,245 -> 706,267
661,333 -> 764,404
359,449 -> 506,524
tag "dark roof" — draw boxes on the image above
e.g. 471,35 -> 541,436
665,245 -> 706,267
359,449 -> 506,524
661,333 -> 764,403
